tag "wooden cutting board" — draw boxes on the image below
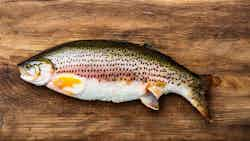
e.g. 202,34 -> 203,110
0,0 -> 250,140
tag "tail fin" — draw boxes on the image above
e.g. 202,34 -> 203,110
188,88 -> 210,121
186,75 -> 212,122
168,75 -> 212,122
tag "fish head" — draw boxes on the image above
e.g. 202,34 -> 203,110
18,58 -> 55,86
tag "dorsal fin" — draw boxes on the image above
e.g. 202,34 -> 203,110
142,43 -> 154,49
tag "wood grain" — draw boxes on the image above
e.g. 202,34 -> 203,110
1,0 -> 250,140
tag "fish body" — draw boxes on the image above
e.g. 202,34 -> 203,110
18,40 -> 210,120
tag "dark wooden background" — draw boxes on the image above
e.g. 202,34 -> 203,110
0,0 -> 250,140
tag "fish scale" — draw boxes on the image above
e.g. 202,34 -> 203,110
18,40 -> 210,121
45,47 -> 168,82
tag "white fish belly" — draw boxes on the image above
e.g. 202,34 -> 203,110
74,79 -> 146,103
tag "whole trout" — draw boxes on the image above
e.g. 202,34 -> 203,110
18,40 -> 210,120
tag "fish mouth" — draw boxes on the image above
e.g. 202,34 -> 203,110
18,66 -> 29,82
18,65 -> 26,76
17,60 -> 29,75
18,66 -> 29,80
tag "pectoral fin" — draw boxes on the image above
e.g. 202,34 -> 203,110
140,92 -> 159,110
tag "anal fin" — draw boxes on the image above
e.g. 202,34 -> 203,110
147,86 -> 164,99
140,92 -> 159,110
146,82 -> 166,99
140,82 -> 166,110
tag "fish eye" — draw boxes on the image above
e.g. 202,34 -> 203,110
25,64 -> 32,69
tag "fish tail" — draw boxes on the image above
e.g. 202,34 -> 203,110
186,75 -> 212,122
169,74 -> 212,122
189,87 -> 210,122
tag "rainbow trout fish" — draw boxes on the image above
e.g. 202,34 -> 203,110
18,40 -> 210,120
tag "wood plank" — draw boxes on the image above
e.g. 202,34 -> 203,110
0,0 -> 250,140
